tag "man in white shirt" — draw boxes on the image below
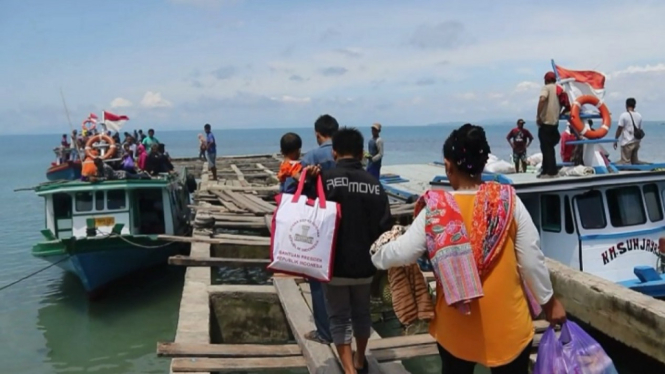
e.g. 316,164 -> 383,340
613,98 -> 643,164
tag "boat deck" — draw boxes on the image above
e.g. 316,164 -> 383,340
381,162 -> 665,197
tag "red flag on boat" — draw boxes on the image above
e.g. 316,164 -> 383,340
103,111 -> 129,132
554,64 -> 606,100
86,113 -> 98,124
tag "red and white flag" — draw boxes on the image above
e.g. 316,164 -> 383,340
87,113 -> 98,124
554,64 -> 606,101
103,111 -> 129,132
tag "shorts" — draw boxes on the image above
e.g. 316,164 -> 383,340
206,152 -> 216,167
512,151 -> 527,162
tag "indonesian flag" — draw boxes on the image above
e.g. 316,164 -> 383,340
103,111 -> 129,132
554,64 -> 606,101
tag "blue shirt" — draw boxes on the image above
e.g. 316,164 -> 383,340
206,132 -> 216,154
300,140 -> 335,171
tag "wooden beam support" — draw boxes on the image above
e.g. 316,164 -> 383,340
171,356 -> 306,372
159,342 -> 301,358
273,278 -> 343,374
169,255 -> 270,267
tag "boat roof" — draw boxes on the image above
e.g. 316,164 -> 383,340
34,173 -> 180,196
381,163 -> 665,196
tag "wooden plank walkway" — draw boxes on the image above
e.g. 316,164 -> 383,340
165,154 -> 571,374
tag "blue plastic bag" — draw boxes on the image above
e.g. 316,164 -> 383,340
534,321 -> 619,374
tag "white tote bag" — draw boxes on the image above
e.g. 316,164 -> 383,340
268,175 -> 340,281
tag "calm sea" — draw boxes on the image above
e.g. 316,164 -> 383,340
2,123 -> 665,373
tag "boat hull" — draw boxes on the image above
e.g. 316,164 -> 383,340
32,236 -> 184,293
46,161 -> 82,181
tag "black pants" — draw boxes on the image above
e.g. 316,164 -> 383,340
538,125 -> 560,176
437,341 -> 532,374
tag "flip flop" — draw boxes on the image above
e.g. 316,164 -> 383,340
304,330 -> 331,345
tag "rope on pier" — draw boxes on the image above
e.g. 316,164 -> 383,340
0,256 -> 69,292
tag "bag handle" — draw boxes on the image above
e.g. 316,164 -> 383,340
291,174 -> 327,209
628,111 -> 641,130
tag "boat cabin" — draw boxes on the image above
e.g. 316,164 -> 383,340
36,178 -> 190,240
380,162 -> 665,292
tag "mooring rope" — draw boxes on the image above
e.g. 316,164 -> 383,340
0,256 -> 69,292
95,230 -> 178,249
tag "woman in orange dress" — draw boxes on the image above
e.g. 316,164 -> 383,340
372,124 -> 566,374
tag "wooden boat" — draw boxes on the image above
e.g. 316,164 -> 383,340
31,169 -> 194,293
46,147 -> 81,181
379,146 -> 665,299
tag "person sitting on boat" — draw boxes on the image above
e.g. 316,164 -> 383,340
142,129 -> 160,149
137,144 -> 148,170
371,123 -> 566,374
560,122 -> 578,163
506,119 -> 533,173
120,144 -> 137,174
145,144 -> 173,175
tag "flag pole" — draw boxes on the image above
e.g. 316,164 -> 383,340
59,88 -> 83,163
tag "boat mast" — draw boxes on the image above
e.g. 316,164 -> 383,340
59,88 -> 83,162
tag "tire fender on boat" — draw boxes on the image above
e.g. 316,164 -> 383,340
85,134 -> 117,159
570,94 -> 612,139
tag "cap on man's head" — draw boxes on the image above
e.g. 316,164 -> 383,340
517,119 -> 525,125
371,123 -> 382,131
544,72 -> 556,81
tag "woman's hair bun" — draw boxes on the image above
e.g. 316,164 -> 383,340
442,123 -> 491,176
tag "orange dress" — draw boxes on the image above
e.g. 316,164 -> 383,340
429,193 -> 534,367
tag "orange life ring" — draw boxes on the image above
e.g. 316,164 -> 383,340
82,119 -> 97,132
85,134 -> 117,159
570,95 -> 612,139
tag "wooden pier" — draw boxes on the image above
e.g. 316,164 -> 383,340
163,153 -> 665,373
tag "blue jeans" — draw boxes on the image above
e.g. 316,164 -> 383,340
309,280 -> 332,342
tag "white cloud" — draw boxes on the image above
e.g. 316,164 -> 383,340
607,64 -> 665,79
140,92 -> 173,108
270,95 -> 311,104
514,81 -> 540,92
455,92 -> 476,100
110,97 -> 132,108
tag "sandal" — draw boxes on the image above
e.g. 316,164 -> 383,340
304,330 -> 331,345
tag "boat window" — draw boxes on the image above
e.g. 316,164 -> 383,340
53,193 -> 72,219
541,195 -> 561,232
564,196 -> 575,234
643,184 -> 663,222
576,191 -> 606,229
107,190 -> 127,210
606,186 -> 646,227
75,192 -> 93,212
95,191 -> 105,211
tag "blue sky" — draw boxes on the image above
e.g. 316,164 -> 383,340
2,0 -> 665,134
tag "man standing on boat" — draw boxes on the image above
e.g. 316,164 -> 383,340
536,72 -> 562,178
506,119 -> 533,173
204,124 -> 218,181
366,123 -> 384,180
299,114 -> 339,345
614,98 -> 644,165
142,129 -> 160,149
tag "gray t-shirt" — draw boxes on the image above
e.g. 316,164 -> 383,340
538,84 -> 561,126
